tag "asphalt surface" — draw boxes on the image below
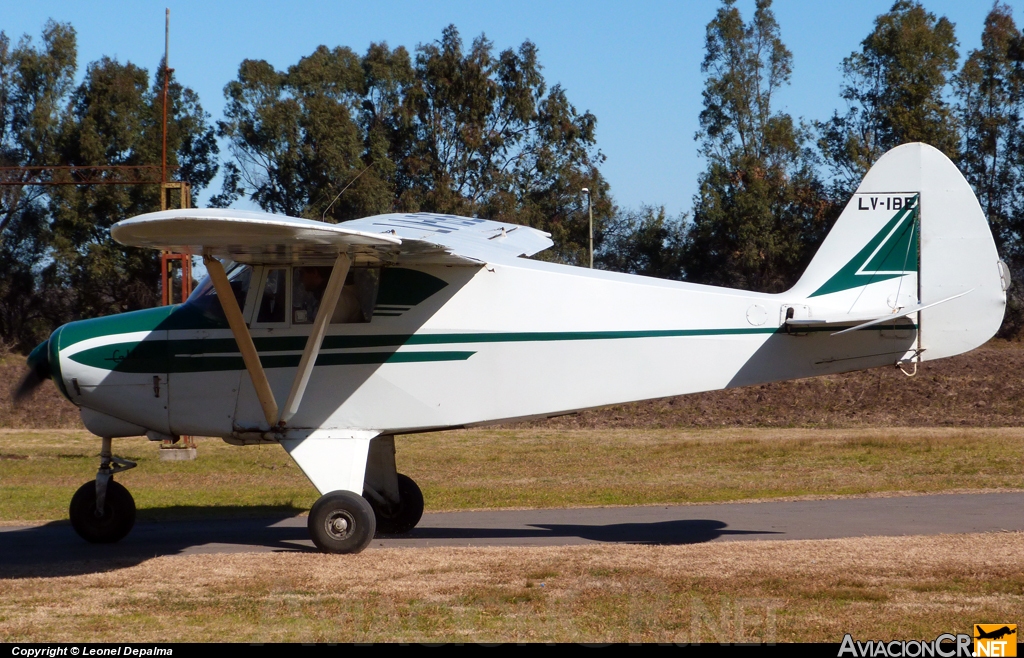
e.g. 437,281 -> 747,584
1,492 -> 1021,577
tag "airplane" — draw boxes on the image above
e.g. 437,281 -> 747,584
13,142 -> 1009,554
975,626 -> 1015,641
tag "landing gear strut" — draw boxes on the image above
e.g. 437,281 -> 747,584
69,437 -> 137,543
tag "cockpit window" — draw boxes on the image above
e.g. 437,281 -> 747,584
183,262 -> 252,323
292,266 -> 378,324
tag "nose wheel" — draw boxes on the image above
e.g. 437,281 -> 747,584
69,437 -> 137,543
69,479 -> 136,543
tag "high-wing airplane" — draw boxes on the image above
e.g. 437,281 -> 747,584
14,143 -> 1009,553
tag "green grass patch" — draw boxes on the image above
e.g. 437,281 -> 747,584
1,427 -> 1023,522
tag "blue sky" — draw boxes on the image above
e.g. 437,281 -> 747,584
3,1 -> 1018,217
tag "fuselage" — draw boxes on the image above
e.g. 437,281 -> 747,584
49,257 -> 919,441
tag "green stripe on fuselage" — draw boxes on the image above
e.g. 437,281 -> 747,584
64,321 -> 918,375
68,327 -> 784,374
69,342 -> 476,374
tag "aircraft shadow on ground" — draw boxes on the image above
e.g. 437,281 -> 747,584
0,512 -> 779,579
404,519 -> 778,545
0,505 -> 308,579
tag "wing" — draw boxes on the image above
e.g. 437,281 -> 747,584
111,209 -> 552,266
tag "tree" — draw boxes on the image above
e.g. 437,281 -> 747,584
216,26 -> 611,265
215,46 -> 389,219
597,205 -> 687,279
818,0 -> 960,192
683,0 -> 833,293
0,21 -> 77,347
43,57 -> 218,327
0,21 -> 218,350
955,3 -> 1024,336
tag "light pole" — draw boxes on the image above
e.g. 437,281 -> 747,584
582,187 -> 593,268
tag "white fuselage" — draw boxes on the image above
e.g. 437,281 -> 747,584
56,257 -> 919,440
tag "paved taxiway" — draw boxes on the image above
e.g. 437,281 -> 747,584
1,492 -> 1021,574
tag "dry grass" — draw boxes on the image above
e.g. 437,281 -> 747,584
0,532 -> 1020,642
0,430 -> 312,521
405,427 -> 1024,510
3,427 -> 1024,521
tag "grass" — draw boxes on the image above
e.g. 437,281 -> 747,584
1,426 -> 1022,643
1,426 -> 1023,522
0,532 -> 1020,642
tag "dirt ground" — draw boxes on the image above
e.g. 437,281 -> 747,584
522,341 -> 1024,429
8,341 -> 1020,430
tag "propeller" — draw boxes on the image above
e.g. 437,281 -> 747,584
13,338 -> 51,404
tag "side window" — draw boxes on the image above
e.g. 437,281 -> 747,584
256,268 -> 288,324
348,268 -> 380,322
292,265 -> 379,324
292,266 -> 331,324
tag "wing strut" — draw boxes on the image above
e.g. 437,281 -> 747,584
280,253 -> 351,424
205,255 -> 279,428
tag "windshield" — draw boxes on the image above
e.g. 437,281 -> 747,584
182,262 -> 252,323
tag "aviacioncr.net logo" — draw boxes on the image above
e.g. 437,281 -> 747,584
974,624 -> 1016,657
838,633 -> 973,657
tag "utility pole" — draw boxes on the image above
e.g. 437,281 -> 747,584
158,8 -> 196,461
158,7 -> 192,308
582,187 -> 593,268
162,8 -> 170,186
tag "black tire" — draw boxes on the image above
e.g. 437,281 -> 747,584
368,473 -> 424,535
69,480 -> 136,544
308,490 -> 376,554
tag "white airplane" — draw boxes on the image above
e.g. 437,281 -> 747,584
15,143 -> 1008,553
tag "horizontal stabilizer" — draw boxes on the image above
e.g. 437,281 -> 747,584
785,290 -> 972,336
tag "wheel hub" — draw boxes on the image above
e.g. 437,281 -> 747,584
325,511 -> 353,539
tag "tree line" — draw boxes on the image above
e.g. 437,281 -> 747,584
1,0 -> 1023,352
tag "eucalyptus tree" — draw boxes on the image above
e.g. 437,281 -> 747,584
597,205 -> 687,280
47,56 -> 218,321
955,3 -> 1024,335
0,22 -> 77,347
0,21 -> 218,350
818,0 -> 960,192
683,0 -> 832,293
216,25 -> 610,265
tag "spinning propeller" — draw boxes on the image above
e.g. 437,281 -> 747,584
13,339 -> 52,403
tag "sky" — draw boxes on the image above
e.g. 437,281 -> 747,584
3,0 -> 1021,218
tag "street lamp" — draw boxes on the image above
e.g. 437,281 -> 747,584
581,187 -> 593,268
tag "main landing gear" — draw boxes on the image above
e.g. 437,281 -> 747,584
366,473 -> 424,535
69,437 -> 137,543
307,472 -> 424,554
306,436 -> 425,554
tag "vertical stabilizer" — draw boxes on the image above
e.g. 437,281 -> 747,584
790,143 -> 1005,360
